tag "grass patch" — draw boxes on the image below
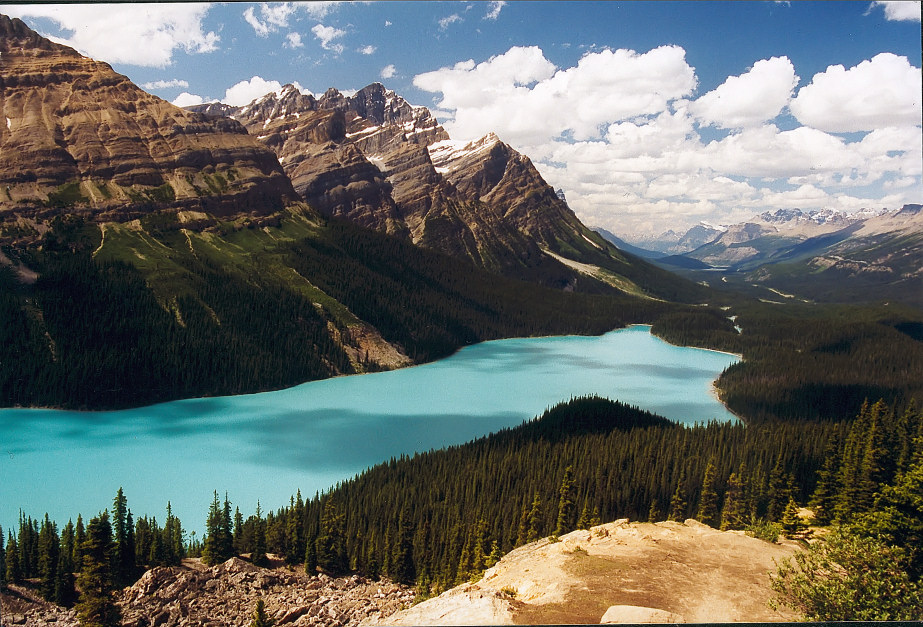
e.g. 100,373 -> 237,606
46,182 -> 88,208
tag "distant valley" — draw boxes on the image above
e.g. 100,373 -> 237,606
600,205 -> 923,307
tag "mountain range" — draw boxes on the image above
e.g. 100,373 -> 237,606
603,206 -> 923,306
187,82 -> 700,298
0,14 -> 698,410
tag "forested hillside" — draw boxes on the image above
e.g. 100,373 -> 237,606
0,208 -> 671,409
652,300 -> 923,421
4,396 -> 919,620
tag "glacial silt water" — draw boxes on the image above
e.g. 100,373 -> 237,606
1,325 -> 737,533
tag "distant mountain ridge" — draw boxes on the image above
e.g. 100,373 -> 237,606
629,204 -> 923,306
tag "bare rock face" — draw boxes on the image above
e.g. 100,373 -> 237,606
205,82 -> 608,285
0,14 -> 298,224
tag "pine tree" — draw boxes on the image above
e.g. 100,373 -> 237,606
73,515 -> 86,574
163,503 -> 184,566
0,524 -> 5,587
249,598 -> 274,627
647,499 -> 661,523
391,507 -> 416,585
767,456 -> 792,522
6,532 -> 22,584
720,471 -> 747,530
316,499 -> 348,576
38,514 -> 60,601
780,497 -> 807,539
221,493 -> 235,562
515,501 -> 529,547
808,436 -> 842,526
669,470 -> 687,522
577,501 -> 591,530
526,493 -> 543,543
697,461 -> 719,527
76,512 -> 121,627
285,492 -> 305,565
111,488 -> 131,588
56,520 -> 77,606
252,503 -> 268,568
554,466 -> 576,537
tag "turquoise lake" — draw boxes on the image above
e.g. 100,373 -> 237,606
1,325 -> 738,534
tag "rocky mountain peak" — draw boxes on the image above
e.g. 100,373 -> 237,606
0,14 -> 71,54
0,13 -> 298,227
235,83 -> 318,127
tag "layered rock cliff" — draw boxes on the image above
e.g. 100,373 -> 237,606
193,83 -> 627,289
0,15 -> 298,227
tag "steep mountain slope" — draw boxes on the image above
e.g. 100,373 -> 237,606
0,15 -> 297,226
192,83 -> 706,301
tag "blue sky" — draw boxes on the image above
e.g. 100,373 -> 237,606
2,1 -> 921,236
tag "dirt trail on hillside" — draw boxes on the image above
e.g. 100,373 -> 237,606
381,519 -> 802,625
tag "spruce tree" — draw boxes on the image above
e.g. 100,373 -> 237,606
720,471 -> 747,530
526,493 -> 543,543
111,488 -> 130,588
669,471 -> 687,522
391,507 -> 416,585
697,461 -> 719,527
252,504 -> 268,568
250,598 -> 274,627
76,512 -> 121,627
57,520 -> 77,606
577,501 -> 591,530
515,502 -> 529,546
202,492 -> 235,566
6,532 -> 22,584
554,466 -> 576,537
767,457 -> 792,521
38,514 -> 60,601
73,515 -> 86,574
809,436 -> 842,526
781,497 -> 807,539
316,499 -> 348,576
0,524 -> 5,587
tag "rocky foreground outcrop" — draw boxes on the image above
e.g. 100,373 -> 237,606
1,557 -> 415,627
381,519 -> 802,625
2,520 -> 804,626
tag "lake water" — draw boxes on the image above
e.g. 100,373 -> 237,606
0,325 -> 738,535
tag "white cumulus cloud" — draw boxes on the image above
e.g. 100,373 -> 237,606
222,76 -> 284,107
358,45 -> 377,55
172,92 -> 206,107
312,23 -> 345,54
381,64 -> 397,79
689,57 -> 798,128
790,53 -> 922,133
415,45 -> 695,145
869,1 -> 922,21
415,45 -> 921,236
1,3 -> 219,67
